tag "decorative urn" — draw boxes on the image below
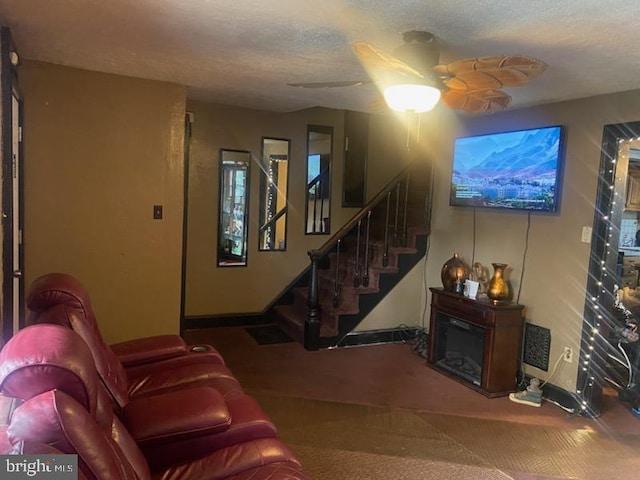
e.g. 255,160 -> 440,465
441,253 -> 468,293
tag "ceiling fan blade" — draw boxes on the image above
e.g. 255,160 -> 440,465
287,80 -> 372,88
352,41 -> 424,80
441,89 -> 512,113
436,55 -> 547,92
368,94 -> 389,112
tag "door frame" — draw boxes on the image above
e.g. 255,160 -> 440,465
582,120 -> 640,417
1,26 -> 24,345
179,112 -> 192,335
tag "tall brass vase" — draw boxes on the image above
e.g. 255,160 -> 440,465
487,263 -> 509,303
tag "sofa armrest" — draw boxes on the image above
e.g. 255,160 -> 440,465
122,387 -> 231,446
110,335 -> 188,367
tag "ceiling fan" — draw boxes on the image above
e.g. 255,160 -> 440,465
288,31 -> 547,114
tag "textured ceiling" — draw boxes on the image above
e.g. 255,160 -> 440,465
0,0 -> 639,113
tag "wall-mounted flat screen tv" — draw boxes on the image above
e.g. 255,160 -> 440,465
450,125 -> 564,212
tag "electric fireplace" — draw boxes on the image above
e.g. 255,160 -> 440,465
427,288 -> 525,397
432,314 -> 485,387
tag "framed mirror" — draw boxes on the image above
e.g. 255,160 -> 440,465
583,120 -> 640,416
217,149 -> 250,267
259,137 -> 290,251
343,110 -> 368,207
306,125 -> 333,234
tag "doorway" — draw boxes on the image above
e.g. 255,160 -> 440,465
1,27 -> 24,345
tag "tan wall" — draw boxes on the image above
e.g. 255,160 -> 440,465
184,103 -> 414,316
185,103 -> 354,315
359,90 -> 640,393
20,61 -> 186,343
355,111 -> 445,331
424,90 -> 640,392
355,261 -> 426,332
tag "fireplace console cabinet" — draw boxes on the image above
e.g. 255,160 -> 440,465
427,287 -> 525,397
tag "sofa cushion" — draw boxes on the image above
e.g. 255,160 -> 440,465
123,386 -> 231,446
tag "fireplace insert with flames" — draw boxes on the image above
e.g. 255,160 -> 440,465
431,313 -> 486,387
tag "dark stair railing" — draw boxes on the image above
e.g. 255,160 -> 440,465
303,162 -> 430,350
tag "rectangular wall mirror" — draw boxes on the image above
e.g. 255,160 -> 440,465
306,125 -> 333,234
343,110 -> 368,207
259,137 -> 290,251
218,149 -> 250,267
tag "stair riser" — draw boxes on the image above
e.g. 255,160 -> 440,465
269,162 -> 432,348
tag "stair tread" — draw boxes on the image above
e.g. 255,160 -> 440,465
269,175 -> 430,346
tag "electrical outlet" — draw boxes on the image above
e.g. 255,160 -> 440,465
563,346 -> 573,363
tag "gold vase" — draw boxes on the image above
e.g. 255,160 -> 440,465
487,263 -> 509,303
441,253 -> 468,293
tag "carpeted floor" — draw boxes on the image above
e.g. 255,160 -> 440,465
184,326 -> 640,479
245,325 -> 293,345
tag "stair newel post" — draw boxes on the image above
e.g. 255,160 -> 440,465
333,239 -> 342,308
362,210 -> 371,287
392,181 -> 401,247
305,253 -> 320,351
353,219 -> 362,287
400,172 -> 410,248
382,190 -> 391,267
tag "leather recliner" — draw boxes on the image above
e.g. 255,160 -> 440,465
25,273 -> 281,463
0,324 -> 309,480
1,323 -> 280,469
26,273 -> 245,406
28,272 -> 225,366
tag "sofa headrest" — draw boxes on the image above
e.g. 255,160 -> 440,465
9,390 -> 145,480
0,324 -> 98,414
26,273 -> 91,313
24,274 -> 131,410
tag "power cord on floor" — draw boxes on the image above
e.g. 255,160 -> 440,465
539,351 -> 565,389
393,323 -> 429,358
412,328 -> 429,358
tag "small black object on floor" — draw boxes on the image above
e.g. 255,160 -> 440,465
245,325 -> 293,345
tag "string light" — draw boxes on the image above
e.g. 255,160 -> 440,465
264,157 -> 275,248
575,136 -> 640,417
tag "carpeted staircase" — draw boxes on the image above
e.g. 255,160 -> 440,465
269,161 -> 432,349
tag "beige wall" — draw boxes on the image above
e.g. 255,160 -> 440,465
424,90 -> 640,392
355,261 -> 426,331
359,90 -> 640,393
185,103 -> 353,315
184,102 -> 416,316
20,61 -> 186,343
353,111 -> 441,331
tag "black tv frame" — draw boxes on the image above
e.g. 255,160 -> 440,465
449,125 -> 566,214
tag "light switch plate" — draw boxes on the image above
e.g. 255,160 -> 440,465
153,205 -> 163,220
581,226 -> 592,243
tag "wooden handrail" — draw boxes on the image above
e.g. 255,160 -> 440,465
308,165 -> 412,260
303,161 -> 424,351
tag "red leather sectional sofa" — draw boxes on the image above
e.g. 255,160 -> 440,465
0,273 -> 309,480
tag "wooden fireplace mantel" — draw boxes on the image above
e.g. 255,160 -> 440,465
427,287 -> 525,397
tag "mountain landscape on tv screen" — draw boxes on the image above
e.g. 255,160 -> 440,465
451,127 -> 561,211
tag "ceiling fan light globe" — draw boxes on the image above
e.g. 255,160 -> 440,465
383,84 -> 441,113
